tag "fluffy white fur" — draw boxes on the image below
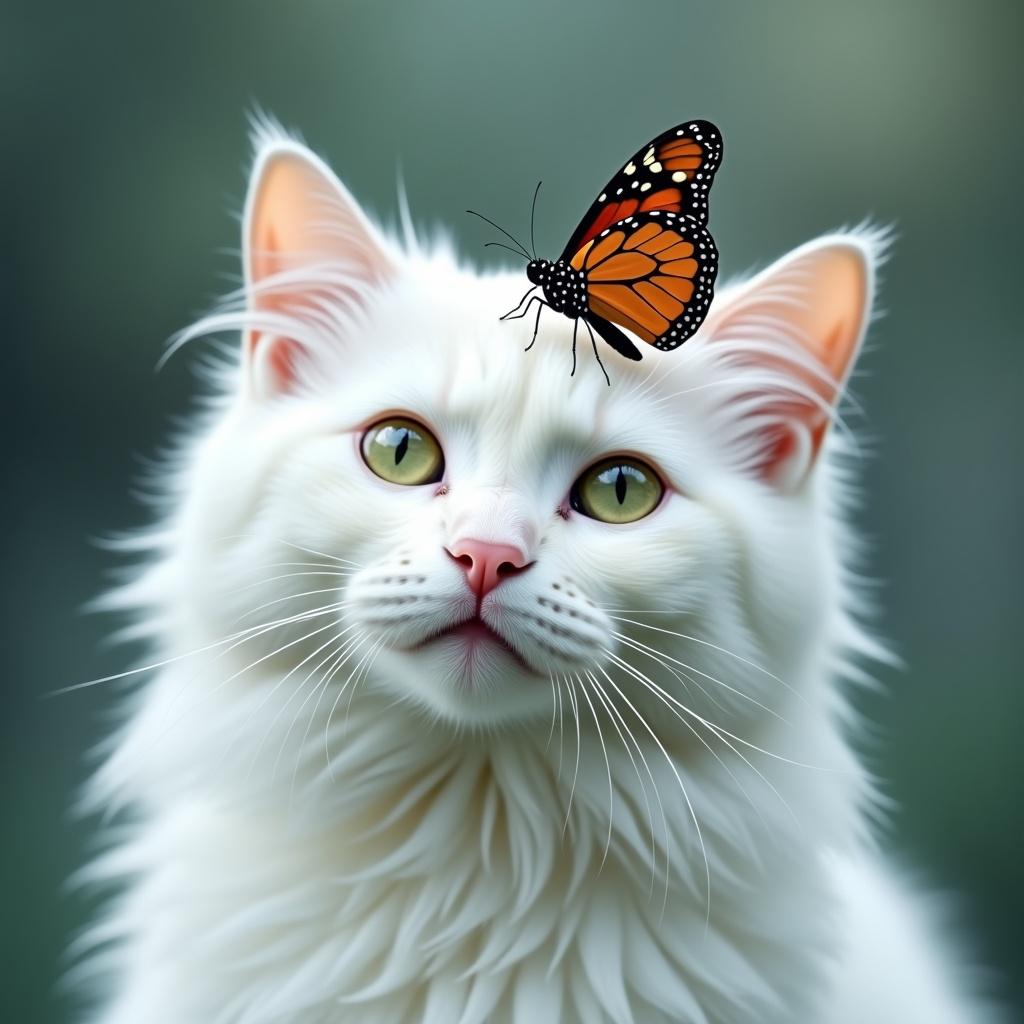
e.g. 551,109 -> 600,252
73,122 -> 1002,1023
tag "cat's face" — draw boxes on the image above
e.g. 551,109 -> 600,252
178,135 -> 875,736
199,273 -> 724,727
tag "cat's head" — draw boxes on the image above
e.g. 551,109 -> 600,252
170,127 -> 881,735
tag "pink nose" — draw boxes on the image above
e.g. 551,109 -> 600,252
446,540 -> 532,600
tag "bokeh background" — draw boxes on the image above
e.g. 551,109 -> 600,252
4,0 -> 1021,1019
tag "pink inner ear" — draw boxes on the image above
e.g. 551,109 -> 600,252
241,143 -> 393,396
706,239 -> 872,486
267,337 -> 296,383
249,331 -> 299,388
765,418 -> 801,470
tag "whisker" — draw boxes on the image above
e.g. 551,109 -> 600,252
545,673 -> 559,751
605,649 -> 772,831
575,673 -> 613,869
273,539 -> 362,568
231,570 -> 356,594
289,634 -> 366,810
586,669 -> 664,901
323,635 -> 376,779
688,714 -> 801,831
274,635 -> 357,783
608,615 -> 805,706
236,587 -> 349,623
216,535 -> 363,569
162,613 -> 349,747
158,603 -> 346,723
594,661 -> 711,923
612,630 -> 786,722
249,627 -> 362,779
556,675 -> 565,778
605,647 -> 834,773
609,634 -> 800,818
252,560 -> 360,573
49,602 -> 345,697
613,632 -> 717,712
344,637 -> 385,728
562,675 -> 582,837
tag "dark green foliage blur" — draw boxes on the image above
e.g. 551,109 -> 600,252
3,0 -> 1021,1019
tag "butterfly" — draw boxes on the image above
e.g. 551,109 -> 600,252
469,120 -> 723,383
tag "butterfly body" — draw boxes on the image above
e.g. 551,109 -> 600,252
478,120 -> 724,380
525,259 -> 588,318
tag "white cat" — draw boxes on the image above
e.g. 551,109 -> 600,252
75,121 -> 1002,1023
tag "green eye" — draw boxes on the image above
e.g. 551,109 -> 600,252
570,457 -> 664,524
361,417 -> 444,486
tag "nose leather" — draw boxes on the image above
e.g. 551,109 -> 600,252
446,540 -> 531,600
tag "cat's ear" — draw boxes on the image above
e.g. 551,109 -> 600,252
242,136 -> 394,396
703,232 -> 881,489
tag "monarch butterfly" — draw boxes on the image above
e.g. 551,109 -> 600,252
468,120 -> 723,384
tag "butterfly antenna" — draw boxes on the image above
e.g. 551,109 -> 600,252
466,209 -> 532,261
485,241 -> 535,259
529,180 -> 542,260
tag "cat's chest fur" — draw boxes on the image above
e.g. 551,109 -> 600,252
90,662 -> 858,1024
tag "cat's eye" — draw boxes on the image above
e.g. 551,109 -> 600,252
361,417 -> 444,486
570,457 -> 664,524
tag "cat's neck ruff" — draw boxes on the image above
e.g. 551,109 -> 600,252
88,580 -> 867,1023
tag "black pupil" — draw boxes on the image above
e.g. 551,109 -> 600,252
394,429 -> 410,465
615,467 -> 627,505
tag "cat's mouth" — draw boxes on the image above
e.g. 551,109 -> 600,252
411,616 -> 537,674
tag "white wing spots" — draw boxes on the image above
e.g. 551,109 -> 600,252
643,146 -> 655,166
599,192 -> 607,202
624,161 -> 636,175
643,213 -> 719,351
649,161 -> 662,173
640,182 -> 652,192
672,171 -> 687,182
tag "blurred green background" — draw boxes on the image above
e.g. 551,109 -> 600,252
4,0 -> 1021,1019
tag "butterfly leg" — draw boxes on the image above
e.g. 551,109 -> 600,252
500,286 -> 539,320
583,317 -> 611,386
503,296 -> 545,323
570,318 -> 578,376
524,299 -> 544,352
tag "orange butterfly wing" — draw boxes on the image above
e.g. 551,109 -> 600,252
559,120 -> 723,262
572,212 -> 718,350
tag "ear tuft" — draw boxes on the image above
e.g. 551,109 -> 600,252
241,128 -> 394,397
